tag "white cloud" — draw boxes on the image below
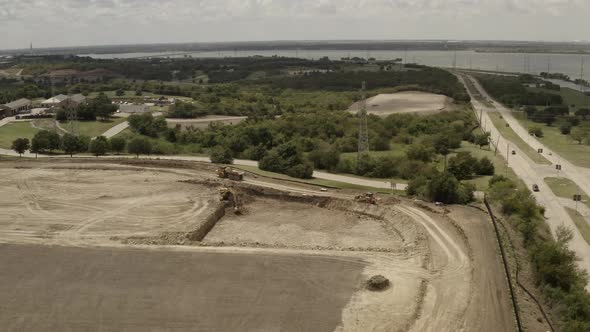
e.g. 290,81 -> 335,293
0,0 -> 589,49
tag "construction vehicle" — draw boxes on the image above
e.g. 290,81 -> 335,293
217,167 -> 244,181
355,192 -> 377,205
219,187 -> 242,213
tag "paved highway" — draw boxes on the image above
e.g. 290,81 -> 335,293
459,74 -> 590,279
469,77 -> 590,199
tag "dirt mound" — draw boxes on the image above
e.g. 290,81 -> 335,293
366,275 -> 391,291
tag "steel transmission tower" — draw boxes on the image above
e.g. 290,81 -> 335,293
66,105 -> 79,136
357,81 -> 369,163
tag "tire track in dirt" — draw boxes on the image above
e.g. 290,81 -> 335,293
396,206 -> 471,332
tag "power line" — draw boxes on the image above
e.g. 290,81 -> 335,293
357,81 -> 369,164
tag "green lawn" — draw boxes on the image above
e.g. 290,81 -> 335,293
488,112 -> 551,165
526,87 -> 590,112
544,177 -> 590,210
0,122 -> 40,148
512,112 -> 590,168
115,128 -> 206,155
565,208 -> 590,245
63,118 -> 127,137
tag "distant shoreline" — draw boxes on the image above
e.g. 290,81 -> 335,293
2,40 -> 590,56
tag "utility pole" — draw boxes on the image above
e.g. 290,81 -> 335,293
506,144 -> 510,176
66,104 -> 79,136
357,81 -> 370,165
479,108 -> 484,125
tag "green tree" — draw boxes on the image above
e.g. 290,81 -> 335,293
93,92 -> 117,120
406,144 -> 434,162
259,142 -> 313,179
474,157 -> 495,175
127,137 -> 152,157
210,146 -> 234,164
109,137 -> 126,155
89,136 -> 109,157
528,126 -> 544,138
61,134 -> 85,157
447,152 -> 476,180
474,132 -> 491,149
308,143 -> 340,171
571,126 -> 590,145
31,130 -> 60,153
427,172 -> 460,204
560,121 -> 573,135
116,89 -> 125,97
128,113 -> 167,137
11,138 -> 30,157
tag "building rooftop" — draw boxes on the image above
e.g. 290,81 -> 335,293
4,98 -> 32,109
119,104 -> 150,113
42,94 -> 68,104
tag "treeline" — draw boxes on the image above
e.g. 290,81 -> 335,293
126,109 -> 492,191
257,66 -> 470,102
475,74 -> 564,107
18,55 -> 332,82
0,83 -> 51,104
12,130 -> 154,158
488,176 -> 590,331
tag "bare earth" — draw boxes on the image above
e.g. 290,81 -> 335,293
0,244 -> 364,332
348,91 -> 449,116
0,160 -> 515,331
0,164 -> 217,246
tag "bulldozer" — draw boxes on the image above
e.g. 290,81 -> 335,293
217,167 -> 244,181
355,192 -> 377,205
219,187 -> 242,213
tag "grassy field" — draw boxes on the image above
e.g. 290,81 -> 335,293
526,87 -> 590,112
512,112 -> 590,168
115,128 -> 206,155
544,177 -> 590,209
63,118 -> 127,137
565,208 -> 590,245
487,112 -> 551,165
0,122 -> 40,148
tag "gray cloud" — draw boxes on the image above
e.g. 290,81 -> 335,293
0,0 -> 588,49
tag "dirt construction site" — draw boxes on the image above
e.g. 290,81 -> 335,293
0,159 -> 516,331
348,91 -> 450,116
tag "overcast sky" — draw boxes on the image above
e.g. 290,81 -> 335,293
1,0 -> 589,50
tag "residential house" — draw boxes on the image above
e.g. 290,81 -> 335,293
1,98 -> 32,116
41,94 -> 86,109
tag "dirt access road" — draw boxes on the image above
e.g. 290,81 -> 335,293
460,73 -> 590,280
0,147 -> 396,190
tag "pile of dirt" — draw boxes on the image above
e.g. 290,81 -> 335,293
366,275 -> 390,291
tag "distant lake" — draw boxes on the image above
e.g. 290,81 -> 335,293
81,50 -> 589,81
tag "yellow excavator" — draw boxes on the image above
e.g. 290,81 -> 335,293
219,187 -> 242,213
355,192 -> 377,205
217,167 -> 244,181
